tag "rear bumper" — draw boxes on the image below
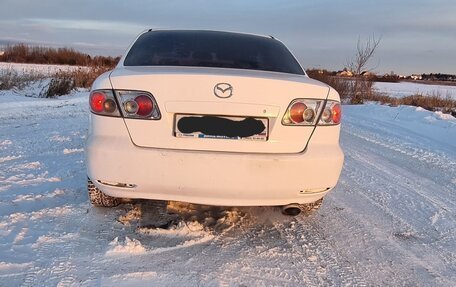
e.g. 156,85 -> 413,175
86,117 -> 344,206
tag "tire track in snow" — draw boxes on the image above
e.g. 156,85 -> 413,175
273,218 -> 367,287
206,209 -> 368,286
212,220 -> 308,286
337,115 -> 456,285
343,120 -> 456,233
20,206 -> 84,286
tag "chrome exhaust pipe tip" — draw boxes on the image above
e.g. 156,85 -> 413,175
281,203 -> 302,216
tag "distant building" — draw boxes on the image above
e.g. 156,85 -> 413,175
411,74 -> 422,80
0,51 -> 4,56
337,70 -> 354,77
361,71 -> 376,78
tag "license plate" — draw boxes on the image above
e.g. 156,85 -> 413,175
174,114 -> 268,141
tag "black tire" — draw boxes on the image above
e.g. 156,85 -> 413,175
88,179 -> 120,207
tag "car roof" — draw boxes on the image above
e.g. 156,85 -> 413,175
143,29 -> 275,40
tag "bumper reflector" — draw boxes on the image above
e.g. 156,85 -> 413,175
299,187 -> 330,194
97,180 -> 136,188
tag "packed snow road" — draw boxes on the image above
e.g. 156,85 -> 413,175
0,92 -> 455,286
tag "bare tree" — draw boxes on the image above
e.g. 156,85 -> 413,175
348,35 -> 381,75
347,34 -> 381,104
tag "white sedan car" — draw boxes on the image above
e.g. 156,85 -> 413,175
86,30 -> 344,215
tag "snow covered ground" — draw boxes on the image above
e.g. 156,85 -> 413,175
0,90 -> 455,286
374,81 -> 456,99
0,62 -> 85,75
3,62 -> 456,100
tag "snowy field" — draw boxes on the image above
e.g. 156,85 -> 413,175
2,62 -> 456,100
0,62 -> 86,75
374,81 -> 456,99
0,89 -> 455,286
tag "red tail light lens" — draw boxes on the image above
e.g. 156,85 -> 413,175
90,92 -> 106,113
289,102 -> 307,123
89,90 -> 120,116
135,95 -> 154,117
332,103 -> 342,124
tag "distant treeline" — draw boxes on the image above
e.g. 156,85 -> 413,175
306,68 -> 456,82
421,73 -> 456,81
0,44 -> 120,67
306,68 -> 400,83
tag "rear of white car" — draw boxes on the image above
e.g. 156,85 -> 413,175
86,30 -> 343,211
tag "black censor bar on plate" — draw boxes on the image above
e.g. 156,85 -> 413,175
177,116 -> 266,138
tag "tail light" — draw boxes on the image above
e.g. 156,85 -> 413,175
115,90 -> 161,120
89,89 -> 161,120
319,101 -> 341,125
282,99 -> 323,126
282,99 -> 341,126
89,90 -> 121,117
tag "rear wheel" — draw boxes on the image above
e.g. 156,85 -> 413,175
88,179 -> 120,207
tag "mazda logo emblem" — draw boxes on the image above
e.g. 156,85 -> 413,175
214,83 -> 233,98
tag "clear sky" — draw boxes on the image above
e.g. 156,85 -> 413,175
1,0 -> 455,75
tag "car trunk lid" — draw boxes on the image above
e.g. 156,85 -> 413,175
109,66 -> 329,154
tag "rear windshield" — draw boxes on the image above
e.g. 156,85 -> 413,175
124,30 -> 305,75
